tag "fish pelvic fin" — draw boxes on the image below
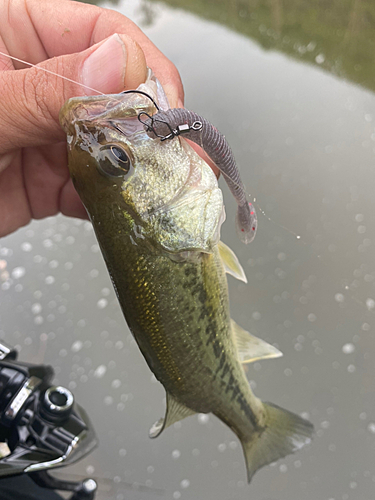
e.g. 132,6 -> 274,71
217,240 -> 247,283
241,402 -> 314,483
149,392 -> 196,438
231,319 -> 283,363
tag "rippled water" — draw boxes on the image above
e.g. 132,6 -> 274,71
1,1 -> 375,499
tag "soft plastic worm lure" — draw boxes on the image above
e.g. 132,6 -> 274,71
138,107 -> 258,244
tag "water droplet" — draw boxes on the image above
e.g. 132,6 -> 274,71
366,298 -> 375,311
367,422 -> 375,433
342,343 -> 355,354
43,239 -> 53,249
12,267 -> 25,279
172,449 -> 181,459
72,340 -> 83,353
307,313 -> 316,322
334,293 -> 344,303
104,396 -> 113,406
180,479 -> 190,489
97,298 -> 108,309
252,311 -> 261,320
94,365 -> 107,378
31,303 -> 42,314
315,53 -> 325,64
34,316 -> 44,325
198,414 -> 209,424
21,242 -> 33,252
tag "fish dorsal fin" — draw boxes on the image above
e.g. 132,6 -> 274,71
218,241 -> 247,283
231,319 -> 283,364
149,392 -> 196,438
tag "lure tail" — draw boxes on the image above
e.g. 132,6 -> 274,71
236,202 -> 257,244
240,402 -> 314,483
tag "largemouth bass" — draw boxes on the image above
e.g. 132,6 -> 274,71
59,71 -> 313,482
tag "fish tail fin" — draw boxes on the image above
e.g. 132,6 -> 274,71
240,402 -> 314,483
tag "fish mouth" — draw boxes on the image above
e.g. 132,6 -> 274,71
59,70 -> 165,135
59,94 -> 143,135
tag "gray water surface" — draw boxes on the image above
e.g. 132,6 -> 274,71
1,1 -> 375,499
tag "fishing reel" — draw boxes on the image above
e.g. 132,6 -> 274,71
0,341 -> 98,499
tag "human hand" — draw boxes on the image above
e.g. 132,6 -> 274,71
0,0 -> 184,237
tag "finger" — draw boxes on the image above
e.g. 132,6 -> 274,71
3,0 -> 184,108
59,178 -> 90,221
0,34 -> 147,154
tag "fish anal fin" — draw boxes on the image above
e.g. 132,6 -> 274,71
218,240 -> 247,283
149,393 -> 196,439
231,319 -> 282,363
240,402 -> 314,483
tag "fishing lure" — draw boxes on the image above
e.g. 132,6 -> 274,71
138,106 -> 258,244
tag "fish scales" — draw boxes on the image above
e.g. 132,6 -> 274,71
59,70 -> 313,482
93,207 -> 252,419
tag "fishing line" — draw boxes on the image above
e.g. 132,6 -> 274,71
0,50 -> 107,96
0,49 -> 303,243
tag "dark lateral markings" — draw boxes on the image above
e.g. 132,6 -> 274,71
203,324 -> 259,429
181,260 -> 258,428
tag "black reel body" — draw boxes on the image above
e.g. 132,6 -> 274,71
0,342 -> 98,499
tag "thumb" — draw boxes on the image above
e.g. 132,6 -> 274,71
0,34 -> 147,153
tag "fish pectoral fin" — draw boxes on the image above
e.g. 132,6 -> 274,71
231,319 -> 283,363
218,241 -> 247,283
149,393 -> 196,439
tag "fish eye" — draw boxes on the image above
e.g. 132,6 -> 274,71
97,145 -> 132,177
